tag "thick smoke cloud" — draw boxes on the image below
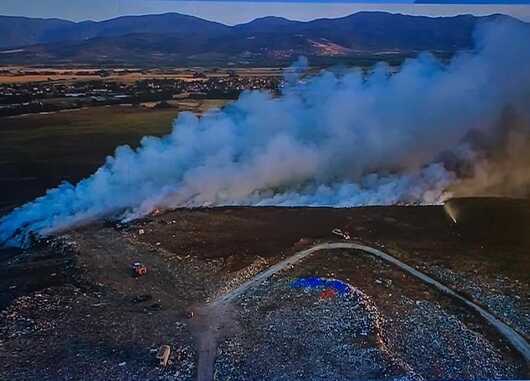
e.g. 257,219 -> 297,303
449,108 -> 530,198
1,19 -> 530,247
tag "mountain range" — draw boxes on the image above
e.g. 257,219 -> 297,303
0,11 -> 524,66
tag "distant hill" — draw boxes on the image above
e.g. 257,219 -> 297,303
0,16 -> 74,48
0,13 -> 229,48
0,12 -> 524,66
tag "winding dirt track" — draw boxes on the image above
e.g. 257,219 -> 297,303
197,241 -> 530,381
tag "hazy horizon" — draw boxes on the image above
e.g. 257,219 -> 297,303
1,0 -> 530,24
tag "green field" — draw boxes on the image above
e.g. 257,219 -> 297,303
0,106 -> 181,212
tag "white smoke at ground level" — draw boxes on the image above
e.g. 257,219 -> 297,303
1,19 -> 529,247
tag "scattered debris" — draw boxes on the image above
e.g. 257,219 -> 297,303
131,294 -> 152,304
131,262 -> 147,277
319,288 -> 337,299
429,265 -> 530,337
157,345 -> 171,367
216,279 -> 413,380
331,228 -> 351,240
138,229 -> 145,235
384,299 -> 518,380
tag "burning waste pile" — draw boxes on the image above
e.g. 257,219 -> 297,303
1,20 -> 530,247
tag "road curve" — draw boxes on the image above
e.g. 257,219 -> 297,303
197,242 -> 530,381
216,242 -> 530,361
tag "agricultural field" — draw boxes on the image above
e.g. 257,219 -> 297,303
0,67 -> 285,84
0,103 -> 225,212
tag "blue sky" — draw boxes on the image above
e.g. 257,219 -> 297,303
1,0 -> 529,23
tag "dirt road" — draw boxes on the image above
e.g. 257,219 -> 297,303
196,241 -> 530,381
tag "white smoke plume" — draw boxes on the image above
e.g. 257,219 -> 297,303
1,19 -> 530,247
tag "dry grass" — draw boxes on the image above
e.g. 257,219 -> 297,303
0,67 -> 284,84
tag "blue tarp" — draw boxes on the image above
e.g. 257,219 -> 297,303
291,276 -> 351,295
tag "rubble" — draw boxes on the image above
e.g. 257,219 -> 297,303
213,246 -> 522,380
429,265 -> 530,337
383,299 -> 518,380
45,235 -> 80,255
156,345 -> 171,367
331,228 -> 351,240
0,287 -> 76,339
131,261 -> 148,277
216,277 -> 417,380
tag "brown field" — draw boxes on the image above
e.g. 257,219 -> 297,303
0,67 -> 284,84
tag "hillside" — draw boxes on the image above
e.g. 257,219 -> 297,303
0,12 -> 524,66
0,16 -> 74,48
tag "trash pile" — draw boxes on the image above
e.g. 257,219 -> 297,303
0,287 -> 76,339
383,299 -> 519,380
429,265 -> 530,337
216,277 -> 415,380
